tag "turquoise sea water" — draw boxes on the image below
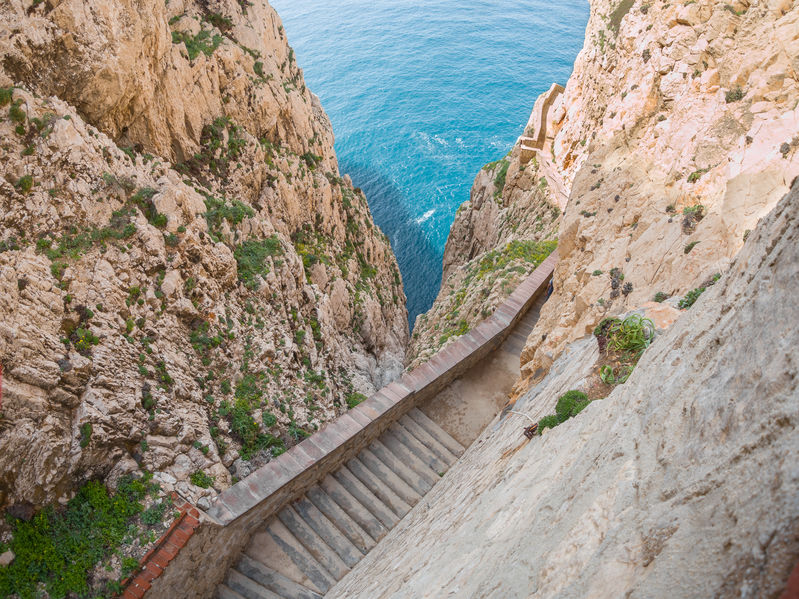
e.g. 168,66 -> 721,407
270,0 -> 590,326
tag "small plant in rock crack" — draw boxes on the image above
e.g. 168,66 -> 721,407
678,273 -> 722,310
189,470 -> 214,489
682,204 -> 705,234
725,86 -> 745,103
600,364 -> 634,385
594,314 -> 655,358
537,390 -> 592,434
653,291 -> 670,303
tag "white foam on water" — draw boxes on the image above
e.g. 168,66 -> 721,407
415,208 -> 436,224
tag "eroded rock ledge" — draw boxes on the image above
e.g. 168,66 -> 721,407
0,0 -> 408,515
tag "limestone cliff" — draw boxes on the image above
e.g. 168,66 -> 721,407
406,153 -> 560,367
0,0 -> 408,513
519,0 -> 799,386
413,0 -> 799,393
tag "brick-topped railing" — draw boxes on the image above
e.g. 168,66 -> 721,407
122,496 -> 201,598
145,251 -> 558,598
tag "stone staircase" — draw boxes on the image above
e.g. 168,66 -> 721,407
215,408 -> 465,599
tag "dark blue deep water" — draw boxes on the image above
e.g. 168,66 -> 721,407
270,0 -> 590,326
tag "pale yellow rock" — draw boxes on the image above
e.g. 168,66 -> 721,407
0,0 -> 408,510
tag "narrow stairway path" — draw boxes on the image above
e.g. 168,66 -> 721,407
214,284 -> 550,599
216,407 -> 464,599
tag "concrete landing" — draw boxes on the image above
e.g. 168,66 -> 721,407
418,293 -> 547,447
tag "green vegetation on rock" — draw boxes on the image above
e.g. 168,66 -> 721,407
538,390 -> 592,434
0,475 -> 158,599
234,236 -> 283,289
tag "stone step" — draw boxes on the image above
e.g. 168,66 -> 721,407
388,422 -> 450,474
226,569 -> 282,599
318,475 -> 389,542
277,505 -> 350,581
398,414 -> 459,466
305,485 -> 375,554
292,496 -> 363,567
369,438 -> 434,496
407,408 -> 465,457
333,466 -> 400,529
217,584 -> 248,599
237,555 -> 322,599
359,447 -> 423,506
265,520 -> 336,594
345,456 -> 412,517
379,429 -> 441,486
243,528 -> 323,595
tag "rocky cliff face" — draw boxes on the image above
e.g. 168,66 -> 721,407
0,0 -> 408,511
412,0 -> 799,389
407,152 -> 560,367
519,0 -> 799,387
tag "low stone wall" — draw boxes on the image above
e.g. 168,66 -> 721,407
520,82 -> 565,157
145,252 -> 558,598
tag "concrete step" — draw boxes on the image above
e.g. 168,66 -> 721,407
345,456 -> 412,517
277,505 -> 350,581
317,475 -> 388,542
237,555 -> 322,599
217,584 -> 248,599
369,438 -> 434,496
359,447 -> 423,506
333,466 -> 400,528
305,485 -> 375,554
408,408 -> 465,457
379,429 -> 441,486
398,414 -> 459,466
243,529 -> 322,594
388,422 -> 450,474
265,520 -> 336,594
226,569 -> 281,599
292,496 -> 363,567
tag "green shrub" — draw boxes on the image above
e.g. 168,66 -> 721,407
16,175 -> 33,193
234,236 -> 283,289
684,241 -> 699,254
537,390 -> 591,434
131,188 -> 167,228
0,87 -> 12,106
678,287 -> 705,309
725,86 -> 745,103
171,29 -> 223,60
140,498 -> 171,526
0,475 -> 152,599
594,314 -> 654,356
9,99 -> 25,123
653,292 -> 669,303
79,422 -> 93,448
202,193 -> 253,239
189,470 -> 214,488
493,157 -> 510,197
262,411 -> 277,427
74,328 -> 99,353
345,392 -> 367,409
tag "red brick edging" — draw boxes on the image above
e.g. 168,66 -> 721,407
782,559 -> 799,599
121,494 -> 201,599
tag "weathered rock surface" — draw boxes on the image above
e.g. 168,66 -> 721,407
415,0 -> 799,389
0,0 -> 408,511
328,173 -> 799,599
519,0 -> 799,387
407,155 -> 559,367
